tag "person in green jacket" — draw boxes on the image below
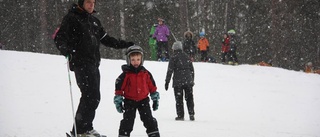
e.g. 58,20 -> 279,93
149,24 -> 157,60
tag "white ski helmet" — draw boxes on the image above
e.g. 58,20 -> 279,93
126,45 -> 144,66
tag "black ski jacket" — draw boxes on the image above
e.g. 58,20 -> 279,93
55,4 -> 132,70
165,50 -> 195,88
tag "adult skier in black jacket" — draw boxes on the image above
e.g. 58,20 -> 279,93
165,41 -> 195,121
54,0 -> 133,136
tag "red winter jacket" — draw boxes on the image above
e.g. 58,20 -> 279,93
221,36 -> 230,53
115,65 -> 157,101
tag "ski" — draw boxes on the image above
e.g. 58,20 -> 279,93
66,132 -> 107,137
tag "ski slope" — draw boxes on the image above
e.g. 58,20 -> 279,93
1,50 -> 320,137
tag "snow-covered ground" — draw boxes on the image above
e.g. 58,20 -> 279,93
1,50 -> 320,137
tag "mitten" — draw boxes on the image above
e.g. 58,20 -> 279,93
152,101 -> 159,111
150,92 -> 160,111
113,95 -> 124,113
164,82 -> 169,91
58,44 -> 71,57
150,91 -> 160,101
127,42 -> 134,47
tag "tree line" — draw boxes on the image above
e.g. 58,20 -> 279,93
0,0 -> 319,70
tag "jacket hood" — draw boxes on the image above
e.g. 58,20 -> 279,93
184,31 -> 194,38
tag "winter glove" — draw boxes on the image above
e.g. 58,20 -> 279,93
57,44 -> 71,57
152,100 -> 159,111
150,91 -> 160,111
126,42 -> 135,48
114,95 -> 124,113
164,82 -> 169,91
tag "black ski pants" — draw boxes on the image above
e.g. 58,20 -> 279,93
72,65 -> 101,134
156,41 -> 169,60
200,50 -> 208,62
229,47 -> 238,63
221,52 -> 230,63
174,85 -> 195,118
119,98 -> 160,137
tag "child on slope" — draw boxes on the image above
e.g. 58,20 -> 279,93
197,32 -> 209,62
165,41 -> 195,121
113,45 -> 160,137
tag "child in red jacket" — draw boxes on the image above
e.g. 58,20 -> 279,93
221,33 -> 230,63
114,45 -> 160,137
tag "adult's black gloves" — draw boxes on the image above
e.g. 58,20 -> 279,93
165,82 -> 169,91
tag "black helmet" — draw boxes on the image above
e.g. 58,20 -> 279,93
126,45 -> 144,66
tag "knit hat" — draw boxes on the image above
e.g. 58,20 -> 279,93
199,32 -> 205,37
306,62 -> 313,66
228,29 -> 236,34
172,41 -> 183,50
158,18 -> 165,22
78,0 -> 84,7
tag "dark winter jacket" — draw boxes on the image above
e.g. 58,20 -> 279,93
165,50 -> 194,88
115,65 -> 157,101
54,4 -> 132,70
183,31 -> 196,56
229,34 -> 237,51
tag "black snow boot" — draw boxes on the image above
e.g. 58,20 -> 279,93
175,116 -> 184,121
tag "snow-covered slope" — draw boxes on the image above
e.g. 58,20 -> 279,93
1,50 -> 320,137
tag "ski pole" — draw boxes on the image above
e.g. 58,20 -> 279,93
66,56 -> 78,137
171,31 -> 178,42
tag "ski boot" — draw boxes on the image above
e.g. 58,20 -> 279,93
190,115 -> 195,121
175,116 -> 184,121
67,129 -> 106,137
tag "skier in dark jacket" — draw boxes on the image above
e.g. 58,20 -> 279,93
114,45 -> 160,137
227,29 -> 238,65
183,31 -> 196,61
54,0 -> 133,136
165,41 -> 195,121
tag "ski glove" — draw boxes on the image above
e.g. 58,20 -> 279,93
114,95 -> 124,113
126,42 -> 135,48
57,44 -> 71,57
150,92 -> 160,111
152,101 -> 159,111
165,82 -> 169,91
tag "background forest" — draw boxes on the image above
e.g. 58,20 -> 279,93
0,0 -> 320,71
